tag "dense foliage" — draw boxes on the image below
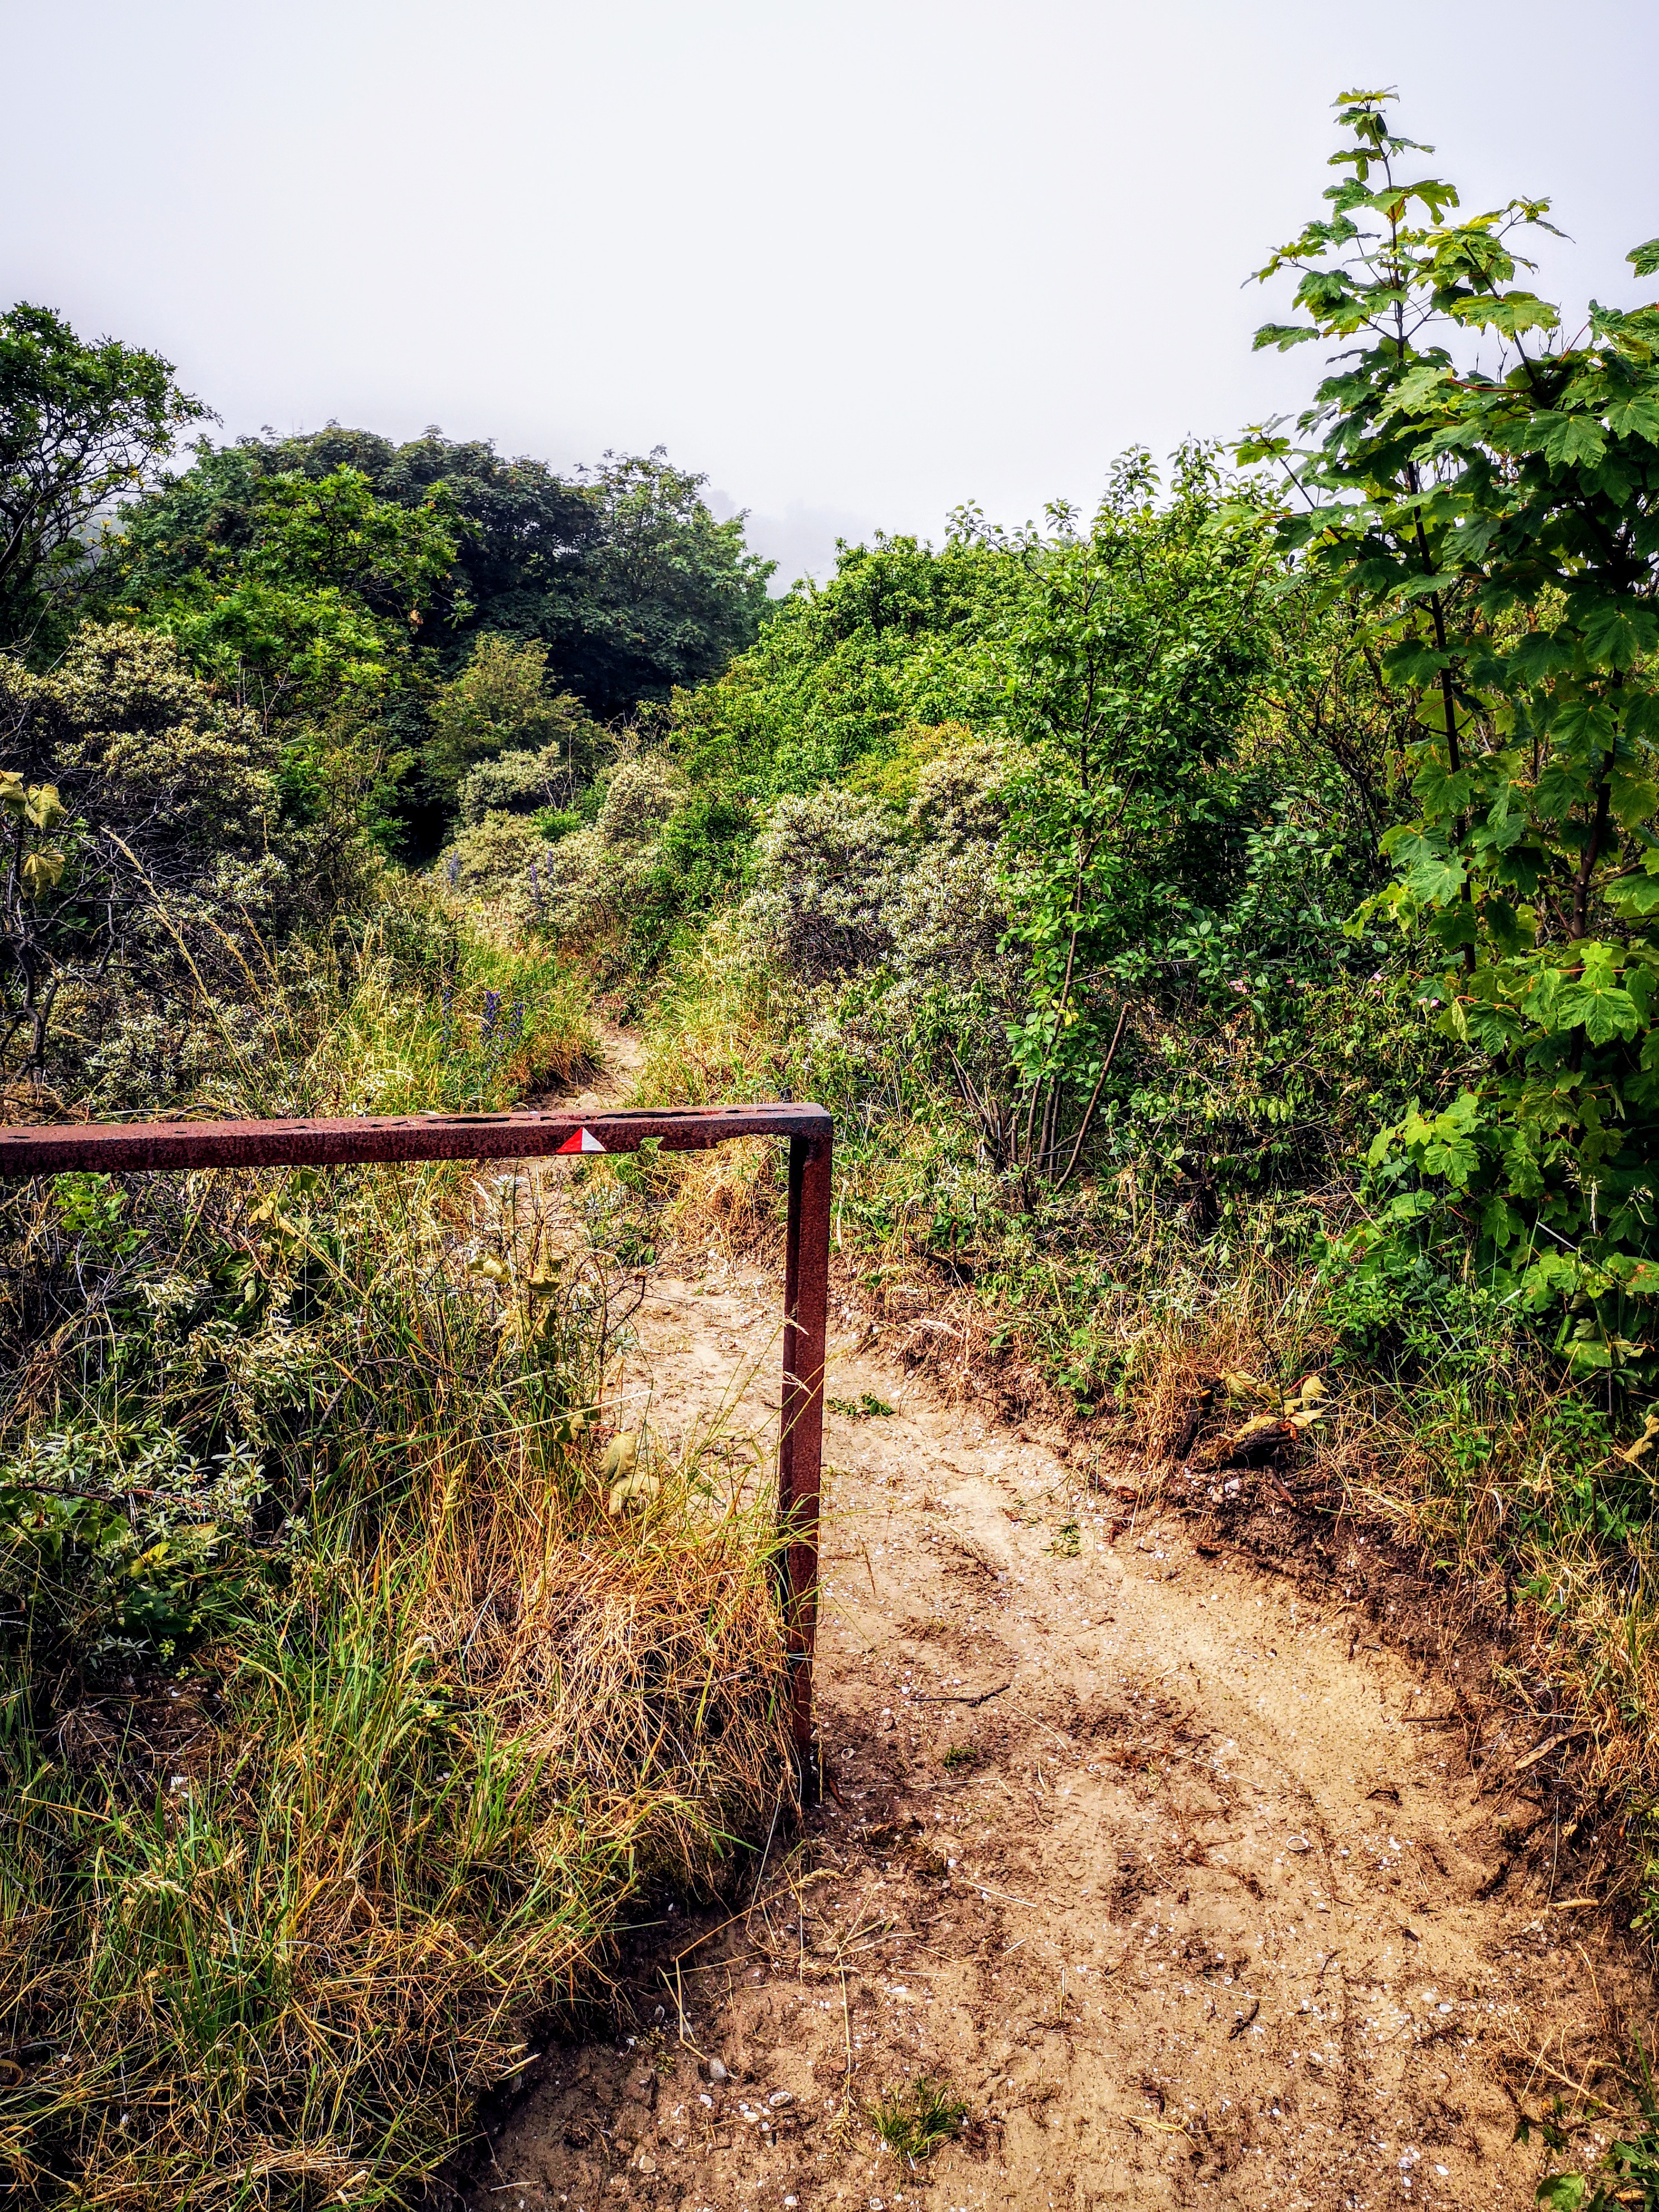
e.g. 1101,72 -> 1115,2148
111,428 -> 774,712
0,304 -> 207,653
6,85 -> 1659,2212
98,428 -> 772,853
673,527 -> 1019,797
0,325 -> 784,2200
485,452 -> 1422,1216
1248,87 -> 1659,1370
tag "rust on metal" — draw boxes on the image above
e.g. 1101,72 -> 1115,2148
0,1100 -> 833,1797
0,1101 -> 830,1175
778,1127 -> 832,1798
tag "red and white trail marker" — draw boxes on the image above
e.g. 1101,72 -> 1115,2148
556,1127 -> 607,1154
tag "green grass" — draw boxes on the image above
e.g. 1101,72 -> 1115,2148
2,1454 -> 788,2204
828,1392 -> 894,1420
306,888 -> 599,1117
867,2074 -> 968,2164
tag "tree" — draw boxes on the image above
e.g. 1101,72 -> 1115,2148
0,303 -> 207,651
1245,89 -> 1659,1361
0,624 -> 280,1088
542,450 -> 773,716
994,449 -> 1280,1183
111,430 -> 771,718
671,527 -> 1025,798
424,632 -> 595,804
122,464 -> 464,730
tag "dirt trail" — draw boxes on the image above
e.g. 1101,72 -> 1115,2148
468,1029 -> 1645,2212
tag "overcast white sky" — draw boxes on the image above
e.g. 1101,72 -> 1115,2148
6,0 -> 1656,585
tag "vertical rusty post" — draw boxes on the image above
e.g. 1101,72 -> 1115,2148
778,1123 -> 832,1802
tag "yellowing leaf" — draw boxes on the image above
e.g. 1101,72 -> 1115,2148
1221,1370 -> 1277,1404
608,1471 -> 661,1516
21,850 -> 64,898
600,1431 -> 638,1482
1616,1410 -> 1659,1466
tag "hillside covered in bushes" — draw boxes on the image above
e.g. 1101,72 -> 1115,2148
5,83 -> 1659,2208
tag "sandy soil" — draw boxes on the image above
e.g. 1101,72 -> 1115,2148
465,1034 -> 1646,2212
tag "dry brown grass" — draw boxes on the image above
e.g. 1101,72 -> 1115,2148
0,1434 -> 792,2209
420,1448 -> 796,1884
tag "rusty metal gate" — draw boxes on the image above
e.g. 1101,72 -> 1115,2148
0,1101 -> 833,1789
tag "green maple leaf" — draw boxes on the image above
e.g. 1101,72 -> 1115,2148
1555,979 -> 1641,1045
1420,1126 -> 1479,1180
1385,637 -> 1452,685
1470,290 -> 1558,338
1606,874 -> 1659,917
1251,323 -> 1322,352
1506,629 -> 1573,683
1603,391 -> 1659,443
1579,596 -> 1659,671
1609,760 -> 1659,827
1412,757 -> 1478,817
1389,831 -> 1466,904
1544,696 -> 1617,754
1416,1094 -> 1483,1185
1387,363 -> 1455,416
1532,760 -> 1592,818
1527,411 -> 1608,468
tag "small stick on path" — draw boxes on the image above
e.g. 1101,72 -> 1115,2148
910,1680 -> 1013,1707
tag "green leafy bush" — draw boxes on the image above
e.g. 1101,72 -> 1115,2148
1246,88 -> 1659,1361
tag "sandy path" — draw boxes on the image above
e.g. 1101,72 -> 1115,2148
468,1033 -> 1641,2212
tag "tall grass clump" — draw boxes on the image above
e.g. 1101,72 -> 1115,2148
0,918 -> 791,2206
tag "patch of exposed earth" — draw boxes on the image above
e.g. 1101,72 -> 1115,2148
466,1027 -> 1648,2212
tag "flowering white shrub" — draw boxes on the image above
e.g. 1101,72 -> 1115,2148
0,625 -> 318,1094
743,789 -> 909,983
457,742 -> 570,827
438,811 -> 551,926
437,750 -> 690,939
908,738 -> 1011,849
741,734 -> 1025,1153
744,735 -> 1014,999
595,755 -> 687,846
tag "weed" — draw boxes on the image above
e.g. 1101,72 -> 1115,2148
1534,2035 -> 1659,2208
830,1393 -> 895,1419
940,1744 -> 977,1772
867,2074 -> 969,2164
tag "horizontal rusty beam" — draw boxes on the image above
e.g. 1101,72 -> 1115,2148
0,1102 -> 831,1178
